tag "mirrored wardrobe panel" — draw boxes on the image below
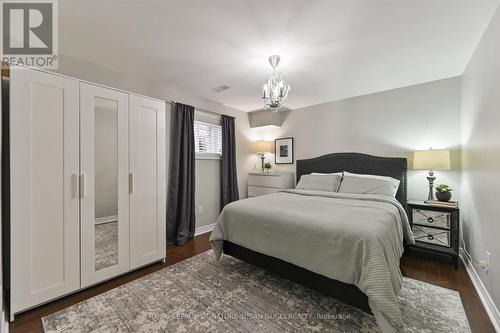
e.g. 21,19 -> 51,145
80,83 -> 130,288
94,97 -> 119,271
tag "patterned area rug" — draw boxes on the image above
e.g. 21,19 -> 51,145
42,250 -> 470,333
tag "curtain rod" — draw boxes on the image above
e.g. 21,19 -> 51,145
167,100 -> 224,117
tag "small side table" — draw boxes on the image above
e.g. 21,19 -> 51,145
407,200 -> 460,268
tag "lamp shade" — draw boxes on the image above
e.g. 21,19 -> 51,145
252,140 -> 273,154
413,149 -> 451,170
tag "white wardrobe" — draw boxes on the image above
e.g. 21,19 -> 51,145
9,67 -> 166,318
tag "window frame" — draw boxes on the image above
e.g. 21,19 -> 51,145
193,110 -> 222,160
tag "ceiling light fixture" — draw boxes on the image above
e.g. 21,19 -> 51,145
262,55 -> 290,111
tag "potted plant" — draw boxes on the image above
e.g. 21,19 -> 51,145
264,162 -> 272,173
435,184 -> 452,202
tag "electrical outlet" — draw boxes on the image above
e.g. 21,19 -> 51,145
197,206 -> 204,215
475,251 -> 490,273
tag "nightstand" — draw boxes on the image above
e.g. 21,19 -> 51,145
247,172 -> 294,197
407,200 -> 460,268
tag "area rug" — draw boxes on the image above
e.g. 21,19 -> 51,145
42,250 -> 470,333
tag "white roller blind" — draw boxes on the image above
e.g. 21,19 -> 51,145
194,120 -> 222,157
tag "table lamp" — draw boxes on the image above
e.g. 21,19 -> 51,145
253,140 -> 273,172
413,149 -> 451,201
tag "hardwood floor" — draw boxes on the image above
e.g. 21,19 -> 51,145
10,232 -> 495,333
401,254 -> 496,333
9,233 -> 212,333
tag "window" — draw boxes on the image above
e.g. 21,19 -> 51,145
194,120 -> 222,159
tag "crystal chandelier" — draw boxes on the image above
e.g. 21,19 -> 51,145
262,55 -> 291,111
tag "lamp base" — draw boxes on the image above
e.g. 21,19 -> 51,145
426,170 -> 436,201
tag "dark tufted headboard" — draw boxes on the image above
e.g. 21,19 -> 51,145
296,152 -> 407,206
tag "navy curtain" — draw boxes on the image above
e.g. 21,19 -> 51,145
220,114 -> 239,210
166,103 -> 196,245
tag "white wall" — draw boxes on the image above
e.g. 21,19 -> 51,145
192,108 -> 252,228
248,77 -> 462,201
53,55 -> 153,98
148,83 -> 253,202
54,55 -> 252,231
147,85 -> 252,231
194,160 -> 220,228
461,5 -> 500,315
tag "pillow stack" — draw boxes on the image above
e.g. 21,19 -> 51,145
295,173 -> 342,192
338,172 -> 400,197
295,171 -> 400,197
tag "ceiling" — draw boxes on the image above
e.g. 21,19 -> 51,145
59,0 -> 499,111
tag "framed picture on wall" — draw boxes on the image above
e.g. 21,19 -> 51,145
275,137 -> 294,164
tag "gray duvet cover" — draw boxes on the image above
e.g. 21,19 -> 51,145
210,190 -> 414,333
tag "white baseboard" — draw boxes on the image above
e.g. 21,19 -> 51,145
195,223 -> 215,236
95,215 -> 118,225
460,248 -> 500,332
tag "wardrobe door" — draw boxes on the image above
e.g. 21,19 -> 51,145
10,68 -> 80,314
80,83 -> 129,287
129,95 -> 166,269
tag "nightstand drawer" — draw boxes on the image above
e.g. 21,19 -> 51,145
248,185 -> 281,197
248,174 -> 282,188
413,225 -> 450,247
247,172 -> 294,198
412,209 -> 450,229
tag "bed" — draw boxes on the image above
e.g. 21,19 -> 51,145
210,153 -> 414,333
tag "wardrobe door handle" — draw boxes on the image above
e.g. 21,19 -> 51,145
80,174 -> 87,198
129,172 -> 134,194
71,173 -> 79,199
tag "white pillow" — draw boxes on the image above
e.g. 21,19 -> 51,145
310,172 -> 343,191
296,174 -> 342,192
338,172 -> 400,197
311,172 -> 343,176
